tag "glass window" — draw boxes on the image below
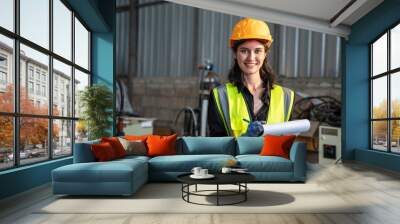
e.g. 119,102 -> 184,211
74,69 -> 89,118
20,44 -> 49,115
0,116 -> 14,170
53,119 -> 72,158
0,0 -> 92,170
53,0 -> 72,60
391,120 -> 400,153
29,67 -> 34,79
53,59 -> 72,116
0,55 -> 7,67
36,84 -> 40,95
28,81 -> 34,93
74,18 -> 89,70
0,34 -> 14,113
371,23 -> 400,154
19,117 -> 49,165
391,72 -> 400,118
372,33 -> 387,77
372,77 -> 387,119
75,120 -> 88,143
391,24 -> 400,70
20,0 -> 49,49
0,0 -> 14,31
372,121 -> 388,151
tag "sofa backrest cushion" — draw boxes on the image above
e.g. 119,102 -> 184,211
177,137 -> 235,155
236,137 -> 264,155
73,139 -> 100,163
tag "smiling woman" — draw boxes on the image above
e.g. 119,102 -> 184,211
208,18 -> 294,137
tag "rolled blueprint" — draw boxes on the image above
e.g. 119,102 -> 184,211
262,119 -> 311,136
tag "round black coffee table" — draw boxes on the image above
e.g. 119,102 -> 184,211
177,173 -> 255,206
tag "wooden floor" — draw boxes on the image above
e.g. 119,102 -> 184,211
1,159 -> 400,224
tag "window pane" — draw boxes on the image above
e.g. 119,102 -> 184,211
0,116 -> 14,170
20,44 -> 49,115
75,120 -> 88,143
391,72 -> 400,118
20,0 -> 49,49
75,18 -> 89,70
372,77 -> 387,119
391,24 -> 400,70
372,33 -> 387,76
74,69 -> 89,118
391,120 -> 400,153
0,0 -> 14,31
53,119 -> 72,158
20,117 -> 49,165
53,59 -> 72,117
0,34 -> 14,113
372,121 -> 387,151
53,0 -> 72,60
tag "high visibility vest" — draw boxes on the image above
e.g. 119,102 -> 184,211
212,83 -> 294,137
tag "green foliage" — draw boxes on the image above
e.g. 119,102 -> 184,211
79,84 -> 113,140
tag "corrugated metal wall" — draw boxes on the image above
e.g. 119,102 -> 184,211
117,0 -> 342,78
116,0 -> 131,76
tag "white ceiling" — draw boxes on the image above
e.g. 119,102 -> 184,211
226,0 -> 351,22
166,0 -> 384,38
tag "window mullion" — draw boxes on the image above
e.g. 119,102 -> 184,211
49,0 -> 53,160
14,0 -> 20,166
71,10 -> 76,154
387,30 -> 391,152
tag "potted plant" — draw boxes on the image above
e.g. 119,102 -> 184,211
79,84 -> 113,140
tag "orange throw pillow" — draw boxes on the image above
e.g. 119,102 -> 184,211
124,135 -> 148,141
91,142 -> 117,161
260,135 -> 296,159
146,134 -> 177,157
101,137 -> 127,158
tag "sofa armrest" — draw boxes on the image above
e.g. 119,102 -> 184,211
73,141 -> 99,163
289,141 -> 307,182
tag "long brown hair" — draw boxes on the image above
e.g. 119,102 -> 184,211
228,39 -> 276,103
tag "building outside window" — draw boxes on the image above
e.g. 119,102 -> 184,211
28,81 -> 34,94
28,66 -> 34,79
0,0 -> 91,170
370,23 -> 400,154
0,55 -> 7,87
42,85 -> 46,97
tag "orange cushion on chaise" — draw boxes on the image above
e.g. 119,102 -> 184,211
259,135 -> 296,159
101,137 -> 127,158
91,142 -> 118,161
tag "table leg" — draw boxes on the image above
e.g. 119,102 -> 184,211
217,184 -> 219,206
245,183 -> 247,201
195,184 -> 197,192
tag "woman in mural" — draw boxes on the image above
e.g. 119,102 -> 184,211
208,17 -> 295,137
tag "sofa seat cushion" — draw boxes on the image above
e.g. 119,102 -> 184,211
53,159 -> 147,183
236,155 -> 293,172
149,154 -> 235,172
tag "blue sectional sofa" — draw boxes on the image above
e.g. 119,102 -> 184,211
52,137 -> 306,196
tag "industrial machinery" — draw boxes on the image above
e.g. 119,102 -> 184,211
174,60 -> 220,136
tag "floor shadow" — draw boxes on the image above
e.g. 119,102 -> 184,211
203,190 -> 295,207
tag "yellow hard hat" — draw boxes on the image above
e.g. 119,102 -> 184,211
229,18 -> 273,48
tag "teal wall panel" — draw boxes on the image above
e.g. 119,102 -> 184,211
0,158 -> 72,199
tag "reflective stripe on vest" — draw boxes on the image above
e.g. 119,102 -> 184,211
213,83 -> 294,137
